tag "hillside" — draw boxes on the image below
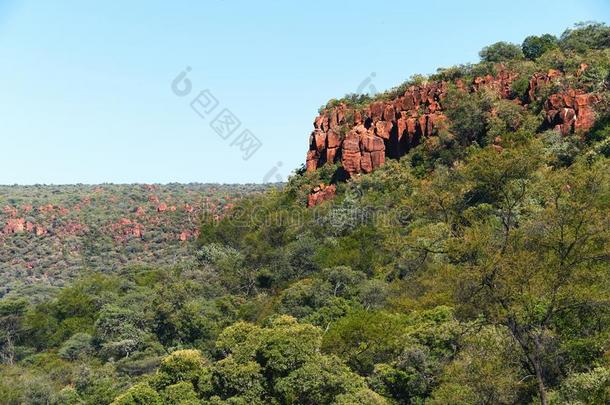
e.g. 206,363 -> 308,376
305,30 -> 609,183
306,66 -> 599,178
0,23 -> 609,405
0,184 -> 270,299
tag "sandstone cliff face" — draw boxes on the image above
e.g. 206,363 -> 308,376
306,67 -> 601,178
306,81 -> 449,177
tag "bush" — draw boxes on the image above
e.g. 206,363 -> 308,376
22,376 -> 55,405
54,386 -> 84,405
553,367 -> 610,404
276,278 -> 332,319
58,333 -> 93,361
579,62 -> 610,92
588,114 -> 610,157
510,76 -> 531,100
540,129 -> 582,167
487,99 -> 526,139
429,327 -> 523,405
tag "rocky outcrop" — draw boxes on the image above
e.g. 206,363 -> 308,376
544,90 -> 600,135
109,218 -> 143,241
39,204 -> 55,213
35,226 -> 47,236
306,68 -> 601,177
4,218 -> 26,234
307,184 -> 337,207
1,217 -> 48,236
307,81 -> 450,177
58,222 -> 88,237
3,206 -> 18,217
527,68 -> 601,135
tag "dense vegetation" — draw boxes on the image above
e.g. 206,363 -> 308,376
0,184 -> 269,301
1,23 -> 609,404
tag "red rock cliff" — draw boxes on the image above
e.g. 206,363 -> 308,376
306,67 -> 601,177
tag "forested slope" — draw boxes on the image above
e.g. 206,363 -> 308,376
0,183 -> 268,300
0,23 -> 609,405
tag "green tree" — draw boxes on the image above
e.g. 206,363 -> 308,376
0,298 -> 28,365
560,22 -> 610,52
94,305 -> 144,360
552,366 -> 610,404
55,386 -> 84,405
430,327 -> 524,404
209,357 -> 265,403
334,388 -> 388,405
58,333 -> 93,361
450,158 -> 610,404
443,86 -> 491,146
111,383 -> 162,405
274,354 -> 370,405
479,41 -> 524,62
522,34 -> 559,60
161,382 -> 200,405
322,310 -> 405,374
152,349 -> 209,391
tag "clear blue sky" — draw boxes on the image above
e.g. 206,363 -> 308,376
1,1 -> 608,185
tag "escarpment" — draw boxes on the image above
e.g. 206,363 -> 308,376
305,66 -> 602,178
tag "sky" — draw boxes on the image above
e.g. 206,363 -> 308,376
0,0 -> 608,185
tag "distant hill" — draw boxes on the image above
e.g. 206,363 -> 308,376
0,183 -> 271,299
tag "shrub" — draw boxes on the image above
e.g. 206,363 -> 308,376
54,386 -> 84,405
487,99 -> 526,139
540,129 -> 582,167
510,76 -> 531,101
554,367 -> 610,404
58,333 -> 93,361
22,376 -> 55,405
579,62 -> 610,92
276,278 -> 332,319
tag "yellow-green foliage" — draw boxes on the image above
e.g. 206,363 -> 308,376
111,383 -> 161,405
